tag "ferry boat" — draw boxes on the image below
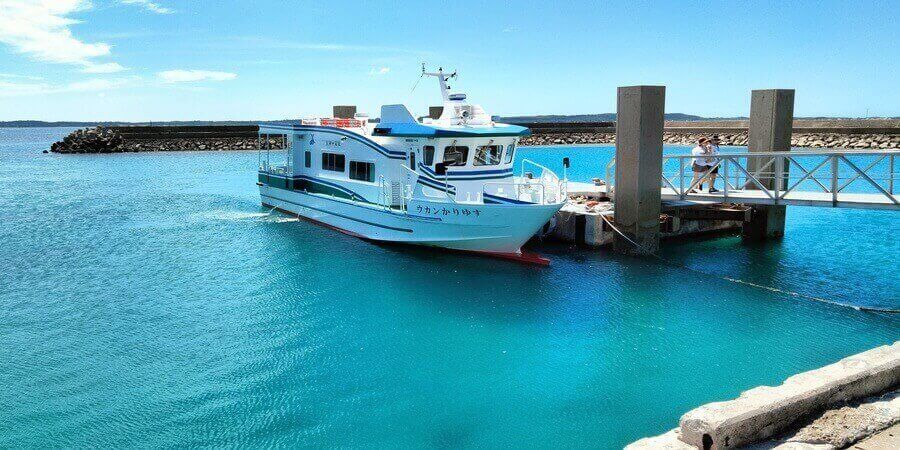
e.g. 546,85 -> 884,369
257,67 -> 567,264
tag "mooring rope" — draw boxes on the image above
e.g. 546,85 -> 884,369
597,214 -> 899,314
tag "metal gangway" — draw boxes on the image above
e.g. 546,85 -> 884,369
608,149 -> 899,210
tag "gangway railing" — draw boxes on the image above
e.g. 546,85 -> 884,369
606,149 -> 899,210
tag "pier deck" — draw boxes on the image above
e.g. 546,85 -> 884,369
568,181 -> 899,210
661,188 -> 898,210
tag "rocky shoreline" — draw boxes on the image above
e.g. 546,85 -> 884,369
49,126 -> 283,154
50,126 -> 898,153
520,131 -> 899,149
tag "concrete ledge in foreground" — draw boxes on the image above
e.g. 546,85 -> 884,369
679,342 -> 900,449
627,342 -> 900,450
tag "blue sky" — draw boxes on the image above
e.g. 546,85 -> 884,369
0,0 -> 897,121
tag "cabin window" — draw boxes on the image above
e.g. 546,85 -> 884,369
423,146 -> 435,166
409,152 -> 416,169
443,146 -> 469,166
504,144 -> 516,164
349,161 -> 374,182
322,152 -> 345,172
474,145 -> 502,166
305,151 -> 311,168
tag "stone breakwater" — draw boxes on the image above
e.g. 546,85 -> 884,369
50,124 -> 899,153
50,127 -> 123,153
49,126 -> 284,154
520,131 -> 900,149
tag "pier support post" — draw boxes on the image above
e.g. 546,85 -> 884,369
333,105 -> 357,119
743,89 -> 794,240
613,86 -> 666,255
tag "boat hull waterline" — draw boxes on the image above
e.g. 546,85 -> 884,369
259,185 -> 563,264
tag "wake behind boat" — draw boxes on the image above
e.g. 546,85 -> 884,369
256,67 -> 567,263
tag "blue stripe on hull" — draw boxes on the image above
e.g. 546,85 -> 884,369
418,163 -> 512,180
417,176 -> 457,194
261,172 -> 367,202
482,193 -> 535,205
260,193 -> 414,233
294,174 -> 366,201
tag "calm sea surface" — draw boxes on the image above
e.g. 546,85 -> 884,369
1,128 -> 897,448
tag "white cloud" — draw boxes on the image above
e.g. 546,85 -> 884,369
0,77 -> 130,97
0,1 -> 125,72
369,67 -> 390,76
157,70 -> 237,83
120,0 -> 174,15
81,62 -> 126,73
0,72 -> 44,81
0,80 -> 49,96
67,78 -> 128,91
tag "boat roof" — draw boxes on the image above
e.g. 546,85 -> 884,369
258,121 -> 530,138
373,122 -> 530,138
258,91 -> 531,139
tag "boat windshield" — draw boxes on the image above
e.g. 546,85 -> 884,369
443,146 -> 469,166
474,145 -> 502,166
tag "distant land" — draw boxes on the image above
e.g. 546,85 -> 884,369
1,115 -> 897,127
0,120 -> 286,128
500,113 -> 710,122
499,114 -> 899,123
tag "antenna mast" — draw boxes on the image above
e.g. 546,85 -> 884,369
422,65 -> 456,102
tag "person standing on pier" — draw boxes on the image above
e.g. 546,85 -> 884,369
690,138 -> 714,193
706,136 -> 721,193
689,137 -> 720,193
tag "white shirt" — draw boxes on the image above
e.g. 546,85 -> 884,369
691,145 -> 708,166
706,144 -> 720,166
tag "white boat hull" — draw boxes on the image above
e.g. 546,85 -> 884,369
259,185 -> 563,254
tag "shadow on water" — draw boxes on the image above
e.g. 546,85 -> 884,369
243,209 -> 567,325
367,239 -> 563,319
659,232 -> 789,288
732,238 -> 788,286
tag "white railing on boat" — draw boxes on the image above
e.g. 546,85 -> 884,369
377,165 -> 420,212
301,118 -> 366,129
480,158 -> 567,205
258,132 -> 292,174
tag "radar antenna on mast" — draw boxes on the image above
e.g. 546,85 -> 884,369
422,65 -> 458,102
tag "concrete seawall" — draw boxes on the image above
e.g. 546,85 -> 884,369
627,342 -> 900,449
511,119 -> 900,134
514,119 -> 899,149
48,120 -> 899,153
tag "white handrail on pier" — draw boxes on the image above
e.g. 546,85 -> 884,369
607,148 -> 899,210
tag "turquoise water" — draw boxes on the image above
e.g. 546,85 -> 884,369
0,128 -> 897,448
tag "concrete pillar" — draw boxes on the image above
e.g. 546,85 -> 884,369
743,89 -> 794,240
428,106 -> 444,119
613,86 -> 666,255
332,105 -> 357,119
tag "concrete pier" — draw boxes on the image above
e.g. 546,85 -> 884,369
612,86 -> 666,255
743,89 -> 795,240
549,184 -> 748,248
